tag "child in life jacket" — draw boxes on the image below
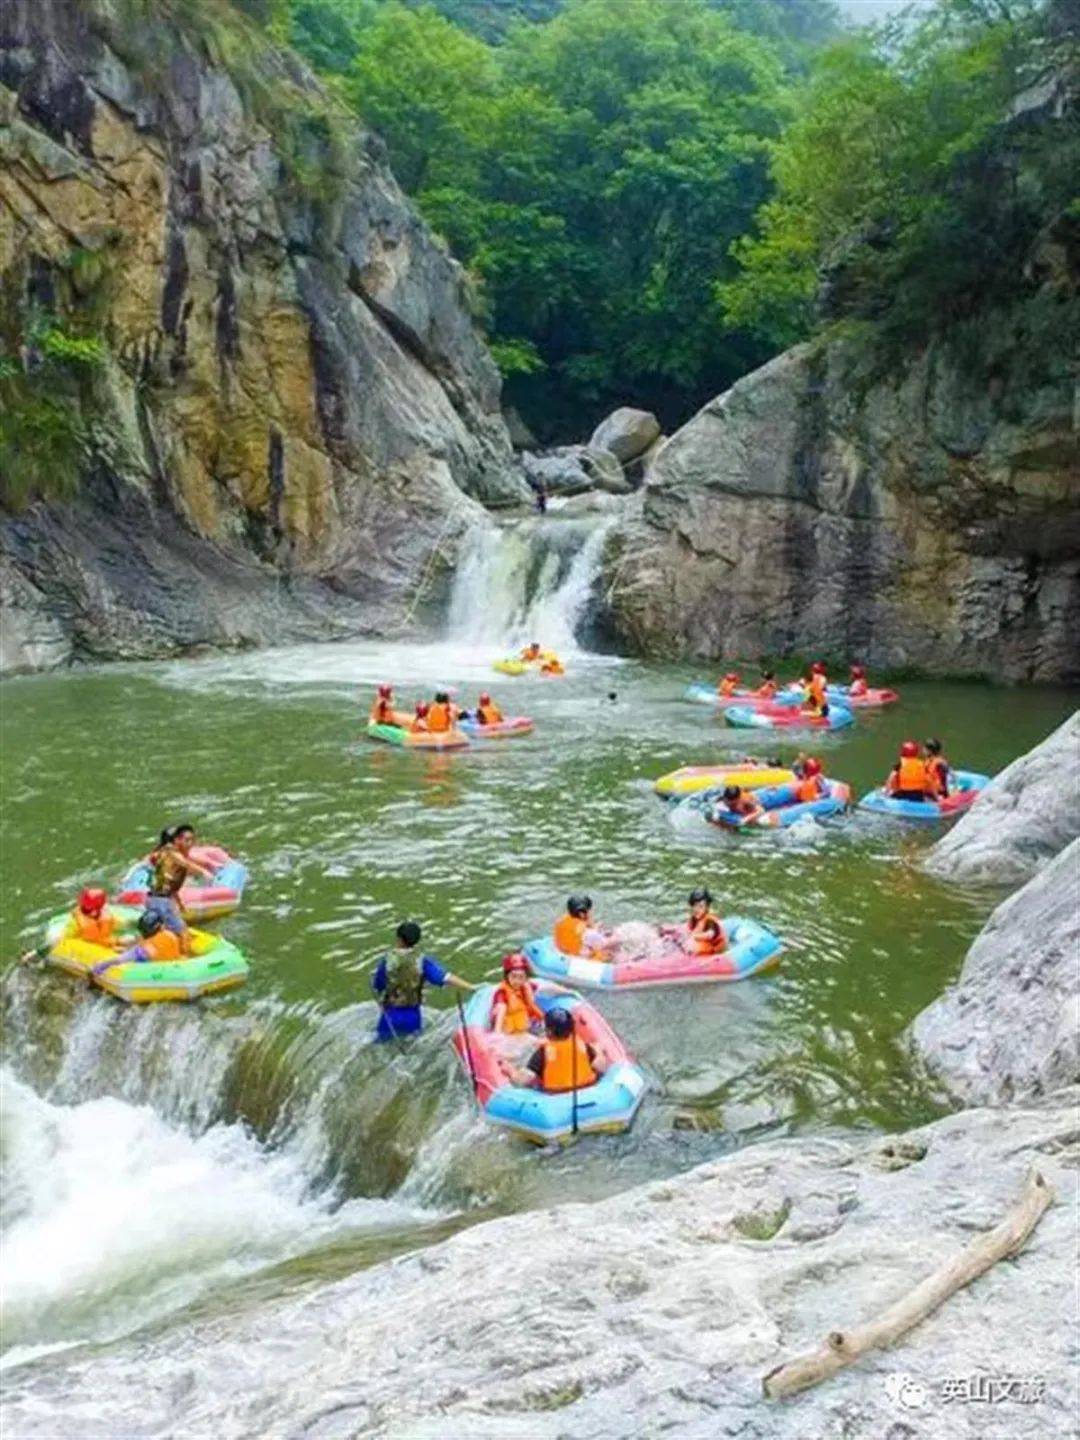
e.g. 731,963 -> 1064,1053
68,887 -> 122,948
848,664 -> 869,699
886,740 -> 933,801
92,909 -> 183,976
427,693 -> 453,733
718,671 -> 741,698
553,895 -> 611,957
754,670 -> 778,699
491,953 -> 545,1036
540,656 -> 564,675
719,785 -> 764,823
801,663 -> 829,717
410,702 -> 431,733
686,886 -> 726,955
924,738 -> 950,798
521,642 -> 542,662
476,692 -> 503,726
513,1007 -> 608,1093
370,684 -> 395,725
795,756 -> 826,802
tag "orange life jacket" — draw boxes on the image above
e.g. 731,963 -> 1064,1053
521,646 -> 541,661
370,699 -> 394,724
539,1035 -> 597,1092
142,929 -> 183,962
492,980 -> 543,1034
755,681 -> 777,698
688,910 -> 726,955
926,756 -> 949,796
478,703 -> 503,725
719,678 -> 738,698
541,660 -> 564,675
796,775 -> 824,803
808,675 -> 827,706
73,910 -> 118,946
427,702 -> 452,733
554,913 -> 588,956
895,756 -> 929,792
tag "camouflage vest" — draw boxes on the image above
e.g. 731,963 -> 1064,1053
382,951 -> 425,1009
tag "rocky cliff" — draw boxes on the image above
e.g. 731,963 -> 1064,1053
603,237 -> 1080,682
0,0 -> 525,673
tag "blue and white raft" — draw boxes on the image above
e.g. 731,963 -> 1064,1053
858,770 -> 990,822
453,983 -> 646,1144
701,779 -> 853,829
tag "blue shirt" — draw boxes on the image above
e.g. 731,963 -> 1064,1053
372,953 -> 448,1042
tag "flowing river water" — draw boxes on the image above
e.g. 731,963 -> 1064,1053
1,512 -> 1075,1392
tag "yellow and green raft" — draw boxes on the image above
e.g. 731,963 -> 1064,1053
43,906 -> 249,1003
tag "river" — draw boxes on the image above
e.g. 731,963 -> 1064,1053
1,512 -> 1075,1386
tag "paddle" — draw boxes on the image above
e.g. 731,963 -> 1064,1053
570,1009 -> 579,1139
456,991 -> 481,1110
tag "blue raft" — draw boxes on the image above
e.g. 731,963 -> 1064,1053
453,984 -> 646,1144
858,770 -> 990,822
725,703 -> 855,732
701,779 -> 852,829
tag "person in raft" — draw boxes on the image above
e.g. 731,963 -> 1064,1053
885,740 -> 936,802
507,1006 -> 609,1092
410,701 -> 431,733
848,663 -> 869,698
540,655 -> 565,674
924,737 -> 950,798
521,641 -> 543,662
371,920 -> 473,1042
476,692 -> 503,726
685,887 -> 726,956
146,823 -> 218,953
718,784 -> 765,822
718,671 -> 741,698
553,894 -> 612,957
796,756 -> 827,801
91,909 -> 183,976
799,664 -> 829,718
21,886 -> 123,963
754,669 -> 778,699
426,692 -> 455,733
370,684 -> 395,725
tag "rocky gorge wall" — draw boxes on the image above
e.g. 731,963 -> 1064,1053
603,253 -> 1080,681
0,0 -> 526,673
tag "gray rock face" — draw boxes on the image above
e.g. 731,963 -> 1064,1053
5,1094 -> 1075,1438
588,406 -> 661,463
926,712 -> 1080,885
522,444 -> 629,497
0,0 -> 527,673
603,290 -> 1080,680
911,837 -> 1080,1106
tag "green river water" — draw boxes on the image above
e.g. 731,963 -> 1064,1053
1,628 -> 1075,1370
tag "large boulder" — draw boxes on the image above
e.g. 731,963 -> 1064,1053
522,444 -> 629,497
911,837 -> 1080,1105
925,711 -> 1080,885
588,407 -> 662,464
6,1092 -> 1076,1438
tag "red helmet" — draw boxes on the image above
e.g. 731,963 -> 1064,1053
502,952 -> 531,976
79,887 -> 107,916
479,692 -> 491,705
415,702 -> 429,716
378,684 -> 392,698
724,671 -> 739,682
811,661 -> 826,674
804,757 -> 823,776
850,664 -> 865,678
900,739 -> 919,757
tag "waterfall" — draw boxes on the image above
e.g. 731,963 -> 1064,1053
446,514 -> 615,654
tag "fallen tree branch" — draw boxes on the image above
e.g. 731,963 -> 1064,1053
762,1167 -> 1055,1401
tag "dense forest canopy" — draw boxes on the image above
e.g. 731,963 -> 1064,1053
273,0 -> 1075,437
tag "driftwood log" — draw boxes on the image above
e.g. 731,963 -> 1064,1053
762,1167 -> 1055,1401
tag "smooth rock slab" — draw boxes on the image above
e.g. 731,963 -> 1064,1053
911,837 -> 1080,1106
925,711 -> 1080,885
588,407 -> 662,464
4,1096 -> 1077,1439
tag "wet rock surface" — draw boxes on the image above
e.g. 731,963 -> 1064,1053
5,1094 -> 1075,1438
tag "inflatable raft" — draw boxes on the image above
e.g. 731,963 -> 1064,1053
453,984 -> 646,1144
858,770 -> 989,821
459,715 -> 534,740
366,721 -> 470,751
703,779 -> 852,829
117,845 -> 248,922
683,682 -> 761,708
777,685 -> 898,710
725,703 -> 855,731
654,763 -> 796,799
493,650 -> 564,677
42,910 -> 249,1003
522,915 -> 782,990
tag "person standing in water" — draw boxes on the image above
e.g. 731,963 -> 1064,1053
371,921 -> 474,1042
